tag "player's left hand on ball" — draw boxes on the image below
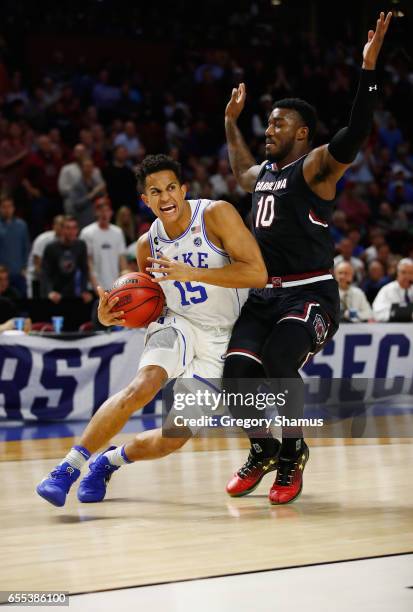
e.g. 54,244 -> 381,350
97,285 -> 126,326
146,256 -> 195,282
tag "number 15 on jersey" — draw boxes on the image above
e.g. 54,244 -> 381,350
174,281 -> 208,305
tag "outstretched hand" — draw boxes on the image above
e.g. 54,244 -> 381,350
363,11 -> 392,70
225,83 -> 246,122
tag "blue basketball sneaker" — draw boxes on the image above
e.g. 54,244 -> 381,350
36,462 -> 80,507
77,447 -> 119,503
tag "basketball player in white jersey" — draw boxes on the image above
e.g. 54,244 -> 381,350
36,154 -> 267,507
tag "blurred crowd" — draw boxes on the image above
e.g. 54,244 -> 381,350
0,1 -> 413,326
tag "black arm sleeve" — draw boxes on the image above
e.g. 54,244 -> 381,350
328,69 -> 378,164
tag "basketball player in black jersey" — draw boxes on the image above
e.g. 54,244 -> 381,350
223,11 -> 392,504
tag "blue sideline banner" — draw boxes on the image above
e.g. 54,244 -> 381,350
0,324 -> 412,421
302,323 -> 413,379
0,330 -> 145,421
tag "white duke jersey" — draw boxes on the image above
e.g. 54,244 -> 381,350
147,199 -> 248,328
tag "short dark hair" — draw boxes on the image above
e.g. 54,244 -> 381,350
63,215 -> 78,224
272,98 -> 318,142
136,154 -> 182,192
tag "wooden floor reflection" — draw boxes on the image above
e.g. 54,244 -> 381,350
0,435 -> 412,595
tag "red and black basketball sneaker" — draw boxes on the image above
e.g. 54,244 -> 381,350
226,443 -> 281,498
269,443 -> 309,505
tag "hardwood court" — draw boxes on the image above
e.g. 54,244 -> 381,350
0,436 -> 412,597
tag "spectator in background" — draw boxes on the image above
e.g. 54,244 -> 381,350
0,196 -> 29,295
66,158 -> 106,229
210,159 -> 235,199
0,122 -> 31,192
378,115 -> 403,159
22,134 -> 62,236
330,210 -> 348,247
26,214 -> 65,298
393,143 -> 413,178
337,181 -> 371,228
58,143 -> 104,214
361,260 -> 391,304
0,265 -> 21,301
92,69 -> 121,120
334,237 -> 365,285
42,215 -> 92,303
165,108 -> 190,149
373,258 -> 413,321
5,71 -> 30,107
252,94 -> 273,139
347,227 -> 364,259
115,205 -> 136,246
375,242 -> 396,273
345,145 -> 375,186
80,198 -> 126,293
113,120 -> 145,164
188,164 -> 211,199
334,261 -> 373,322
103,145 -> 137,212
376,201 -> 396,232
42,77 -> 60,109
386,177 -> 413,207
364,227 -> 386,263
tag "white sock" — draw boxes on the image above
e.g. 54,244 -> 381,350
104,445 -> 131,467
61,446 -> 90,470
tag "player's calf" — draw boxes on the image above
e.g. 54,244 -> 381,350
36,366 -> 166,507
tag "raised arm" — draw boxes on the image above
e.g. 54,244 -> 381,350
146,201 -> 268,289
303,11 -> 392,200
225,83 -> 264,193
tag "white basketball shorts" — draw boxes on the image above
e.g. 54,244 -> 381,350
138,314 -> 230,380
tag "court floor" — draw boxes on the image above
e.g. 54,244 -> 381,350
0,432 -> 412,611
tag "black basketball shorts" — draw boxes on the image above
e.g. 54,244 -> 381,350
227,281 -> 340,368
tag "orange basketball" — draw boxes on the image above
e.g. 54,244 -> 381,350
109,272 -> 165,328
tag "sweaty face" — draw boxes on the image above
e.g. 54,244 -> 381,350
142,170 -> 187,224
265,108 -> 306,162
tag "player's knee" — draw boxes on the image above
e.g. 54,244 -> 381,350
262,341 -> 301,377
223,354 -> 263,378
122,367 -> 165,413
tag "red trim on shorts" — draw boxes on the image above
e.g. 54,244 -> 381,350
268,269 -> 331,283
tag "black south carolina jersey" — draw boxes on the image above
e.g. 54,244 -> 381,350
252,154 -> 335,278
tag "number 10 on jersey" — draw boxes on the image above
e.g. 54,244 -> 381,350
256,195 -> 275,228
